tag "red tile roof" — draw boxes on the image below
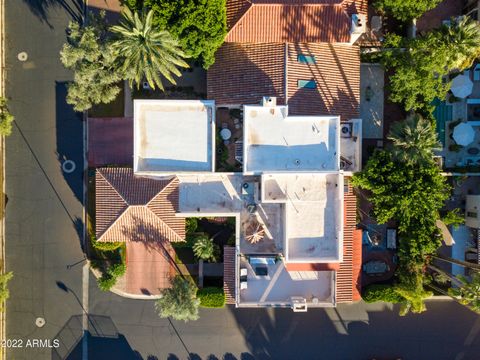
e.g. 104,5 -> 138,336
95,168 -> 185,243
336,180 -> 362,303
225,0 -> 367,43
207,42 -> 286,106
208,42 -> 360,119
286,43 -> 360,118
223,246 -> 236,304
227,5 -> 351,43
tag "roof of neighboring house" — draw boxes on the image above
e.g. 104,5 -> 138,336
208,42 -> 360,119
207,43 -> 286,106
286,43 -> 360,117
95,168 -> 185,243
225,0 -> 367,43
336,181 -> 361,303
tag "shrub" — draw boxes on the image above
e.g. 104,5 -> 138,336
0,97 -> 14,136
363,284 -> 404,304
193,235 -> 217,262
97,263 -> 126,291
109,263 -> 126,277
97,274 -> 116,291
197,287 -> 225,308
91,234 -> 122,251
0,272 -> 13,310
186,217 -> 198,234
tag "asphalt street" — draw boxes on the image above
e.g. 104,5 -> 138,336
3,1 -> 480,360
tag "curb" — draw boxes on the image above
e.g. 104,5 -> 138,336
0,0 -> 6,358
427,295 -> 454,301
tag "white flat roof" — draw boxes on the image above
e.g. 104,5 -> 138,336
243,105 -> 340,174
238,259 -> 334,306
134,100 -> 215,174
178,174 -> 244,214
260,173 -> 343,263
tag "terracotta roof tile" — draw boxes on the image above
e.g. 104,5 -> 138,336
96,172 -> 128,237
225,1 -> 367,43
227,0 -> 252,29
98,167 -> 171,205
207,42 -> 286,106
95,168 -> 185,243
208,42 -> 360,118
226,4 -> 351,43
336,180 -> 362,303
223,246 -> 236,304
286,43 -> 360,119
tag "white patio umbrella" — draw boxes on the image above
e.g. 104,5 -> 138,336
451,74 -> 474,98
453,122 -> 475,146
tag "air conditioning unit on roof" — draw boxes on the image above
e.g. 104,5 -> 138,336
351,14 -> 367,34
262,96 -> 276,107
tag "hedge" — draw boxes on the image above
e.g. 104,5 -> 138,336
91,234 -> 122,252
197,287 -> 225,308
363,284 -> 404,304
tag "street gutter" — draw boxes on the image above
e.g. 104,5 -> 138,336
0,0 -> 6,358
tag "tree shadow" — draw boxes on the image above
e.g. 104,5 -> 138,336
286,43 -> 360,119
52,314 -> 142,360
22,0 -> 84,28
55,81 -> 84,205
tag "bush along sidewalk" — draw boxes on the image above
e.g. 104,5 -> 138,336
197,287 -> 225,308
90,234 -> 126,291
97,263 -> 126,291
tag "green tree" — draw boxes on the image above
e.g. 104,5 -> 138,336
111,8 -> 189,90
395,272 -> 432,316
373,0 -> 442,21
439,17 -> 480,70
0,272 -> 13,311
382,19 -> 480,112
351,150 -> 449,234
123,0 -> 227,68
449,273 -> 480,313
155,276 -> 200,321
193,235 -> 216,262
442,208 -> 464,229
0,97 -> 14,136
388,114 -> 440,165
60,12 -> 121,111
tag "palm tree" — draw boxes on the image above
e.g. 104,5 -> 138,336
193,235 -> 216,262
110,8 -> 189,90
388,114 -> 440,165
440,17 -> 480,70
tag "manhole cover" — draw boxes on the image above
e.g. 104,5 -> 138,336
17,52 -> 28,62
62,160 -> 76,174
35,317 -> 45,328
